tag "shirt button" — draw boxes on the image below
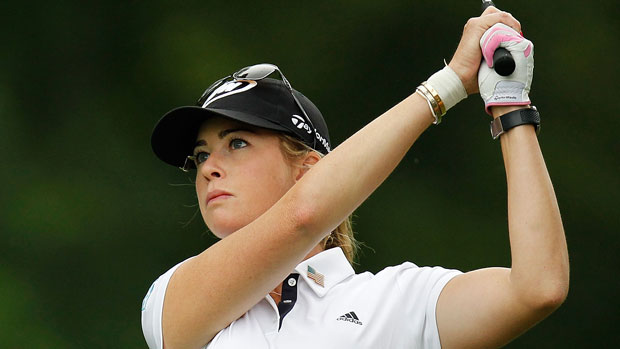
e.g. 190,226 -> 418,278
288,278 -> 297,287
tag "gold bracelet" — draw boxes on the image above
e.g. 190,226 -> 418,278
417,85 -> 440,115
421,81 -> 446,117
415,88 -> 437,120
416,85 -> 441,124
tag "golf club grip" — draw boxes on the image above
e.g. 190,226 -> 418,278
481,0 -> 515,76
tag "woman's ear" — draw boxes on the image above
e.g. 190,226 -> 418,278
295,152 -> 321,181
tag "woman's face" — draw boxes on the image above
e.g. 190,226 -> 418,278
193,116 -> 299,238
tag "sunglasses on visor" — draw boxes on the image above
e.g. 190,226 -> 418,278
181,64 -> 317,172
196,63 -> 316,142
180,63 -> 317,172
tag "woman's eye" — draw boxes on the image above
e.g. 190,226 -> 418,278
195,151 -> 210,165
230,139 -> 248,149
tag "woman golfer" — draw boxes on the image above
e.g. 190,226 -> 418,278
142,7 -> 568,349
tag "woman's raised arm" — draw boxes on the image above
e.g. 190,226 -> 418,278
435,105 -> 569,348
435,12 -> 569,349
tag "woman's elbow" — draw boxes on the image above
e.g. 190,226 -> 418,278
540,260 -> 570,310
290,200 -> 321,235
286,194 -> 337,242
543,277 -> 569,309
526,276 -> 570,314
513,264 -> 570,313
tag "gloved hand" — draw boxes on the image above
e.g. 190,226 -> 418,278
478,23 -> 534,115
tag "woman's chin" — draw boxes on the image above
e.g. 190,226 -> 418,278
205,219 -> 246,239
203,209 -> 262,239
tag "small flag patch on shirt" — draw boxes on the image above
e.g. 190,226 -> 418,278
307,265 -> 324,287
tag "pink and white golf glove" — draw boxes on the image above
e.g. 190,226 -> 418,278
478,23 -> 534,115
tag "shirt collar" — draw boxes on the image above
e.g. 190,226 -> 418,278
294,247 -> 355,297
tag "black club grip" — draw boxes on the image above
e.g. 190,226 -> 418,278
481,0 -> 516,76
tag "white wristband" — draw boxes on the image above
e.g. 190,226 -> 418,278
427,65 -> 468,111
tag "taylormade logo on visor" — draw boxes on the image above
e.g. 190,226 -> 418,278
202,81 -> 257,108
291,115 -> 331,152
291,115 -> 312,134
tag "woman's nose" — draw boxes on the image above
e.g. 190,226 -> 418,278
199,153 -> 224,180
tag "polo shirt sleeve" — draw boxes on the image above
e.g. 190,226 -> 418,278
141,258 -> 192,349
393,262 -> 462,348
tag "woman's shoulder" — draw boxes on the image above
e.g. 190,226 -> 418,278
141,256 -> 196,349
356,261 -> 461,277
152,256 -> 196,285
346,261 -> 462,292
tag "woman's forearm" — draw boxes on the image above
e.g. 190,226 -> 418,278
495,106 -> 569,308
290,93 -> 434,236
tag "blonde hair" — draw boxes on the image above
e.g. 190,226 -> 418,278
278,133 -> 359,264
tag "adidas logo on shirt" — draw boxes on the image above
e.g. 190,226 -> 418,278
337,311 -> 363,325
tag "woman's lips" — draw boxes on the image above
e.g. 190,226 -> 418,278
206,190 -> 232,205
208,194 -> 232,204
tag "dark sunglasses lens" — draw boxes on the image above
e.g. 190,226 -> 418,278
234,64 -> 277,80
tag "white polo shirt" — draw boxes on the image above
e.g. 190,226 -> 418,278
142,247 -> 461,348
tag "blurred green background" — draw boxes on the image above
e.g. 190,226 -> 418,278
2,0 -> 618,347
